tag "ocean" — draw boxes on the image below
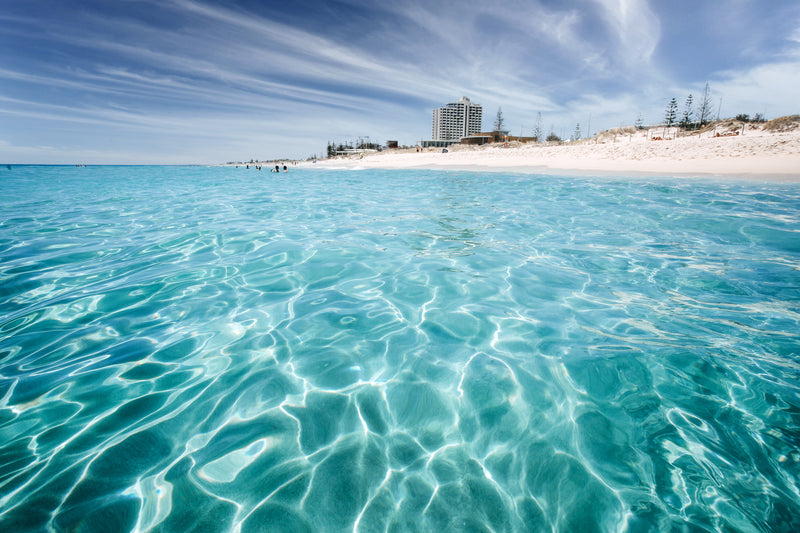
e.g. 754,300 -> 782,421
1,165 -> 799,532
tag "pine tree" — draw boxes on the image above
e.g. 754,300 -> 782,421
681,94 -> 694,128
697,83 -> 713,126
533,112 -> 542,142
494,107 -> 505,131
572,123 -> 581,141
635,114 -> 644,130
665,98 -> 678,127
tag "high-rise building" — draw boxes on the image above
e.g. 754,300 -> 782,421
432,97 -> 483,141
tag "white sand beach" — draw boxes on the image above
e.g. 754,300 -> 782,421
305,120 -> 800,181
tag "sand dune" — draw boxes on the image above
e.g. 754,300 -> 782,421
306,123 -> 800,181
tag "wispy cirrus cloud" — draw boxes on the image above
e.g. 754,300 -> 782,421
592,0 -> 660,64
0,0 -> 798,163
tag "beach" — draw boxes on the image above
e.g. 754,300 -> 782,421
306,123 -> 800,180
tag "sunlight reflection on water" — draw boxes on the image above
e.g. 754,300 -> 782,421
1,166 -> 799,532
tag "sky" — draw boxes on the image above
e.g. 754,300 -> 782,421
1,0 -> 799,164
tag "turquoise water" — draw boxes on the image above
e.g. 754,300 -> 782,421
1,165 -> 799,532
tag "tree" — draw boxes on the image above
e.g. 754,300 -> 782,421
635,113 -> 644,130
680,94 -> 694,128
572,123 -> 581,141
532,112 -> 543,141
665,97 -> 678,127
494,107 -> 505,131
697,82 -> 713,126
546,131 -> 561,142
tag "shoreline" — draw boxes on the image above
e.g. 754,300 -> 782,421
301,126 -> 800,182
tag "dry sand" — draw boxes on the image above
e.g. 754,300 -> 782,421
305,123 -> 800,181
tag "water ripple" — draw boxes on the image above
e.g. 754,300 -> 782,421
1,166 -> 799,532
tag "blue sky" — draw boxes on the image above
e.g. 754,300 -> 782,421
1,0 -> 799,164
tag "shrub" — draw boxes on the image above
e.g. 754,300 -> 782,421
763,115 -> 800,132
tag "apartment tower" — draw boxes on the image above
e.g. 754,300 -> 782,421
432,97 -> 483,141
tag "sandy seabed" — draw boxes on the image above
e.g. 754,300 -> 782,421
304,126 -> 800,181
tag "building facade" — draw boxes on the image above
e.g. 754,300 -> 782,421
431,97 -> 483,141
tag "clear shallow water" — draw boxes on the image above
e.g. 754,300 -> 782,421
1,165 -> 799,532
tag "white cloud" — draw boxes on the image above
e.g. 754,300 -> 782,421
591,0 -> 660,65
0,138 -> 163,165
2,0 -> 798,163
711,60 -> 800,118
